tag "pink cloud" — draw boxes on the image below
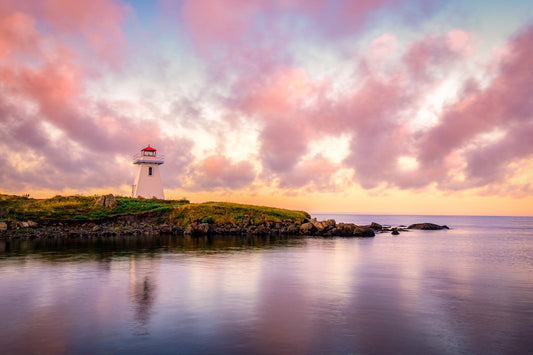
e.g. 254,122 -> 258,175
446,29 -> 471,52
0,0 -> 135,152
403,31 -> 469,82
0,1 -> 195,192
416,23 -> 533,191
333,77 -> 413,189
173,0 -> 450,186
224,20 -> 533,194
0,11 -> 40,59
179,0 -> 262,51
277,155 -> 338,190
235,67 -> 313,116
192,155 -> 256,190
223,26 -> 475,190
259,119 -> 309,173
176,0 -> 407,61
228,67 -> 315,173
4,0 -> 131,65
2,0 -> 532,199
0,89 -> 194,192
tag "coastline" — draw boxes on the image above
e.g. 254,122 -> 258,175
0,217 -> 448,239
0,194 -> 448,239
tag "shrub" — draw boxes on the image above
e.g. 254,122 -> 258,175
202,216 -> 215,224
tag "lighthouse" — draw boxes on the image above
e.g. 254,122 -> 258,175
132,145 -> 165,199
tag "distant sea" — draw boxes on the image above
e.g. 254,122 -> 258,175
1,214 -> 532,354
312,212 -> 533,230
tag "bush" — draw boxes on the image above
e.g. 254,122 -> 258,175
202,216 -> 215,224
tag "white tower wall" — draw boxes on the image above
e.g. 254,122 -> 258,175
132,163 -> 165,199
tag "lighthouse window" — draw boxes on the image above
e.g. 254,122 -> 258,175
148,167 -> 153,176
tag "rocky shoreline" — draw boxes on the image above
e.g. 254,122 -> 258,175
0,217 -> 449,239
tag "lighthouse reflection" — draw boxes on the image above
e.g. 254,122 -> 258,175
129,255 -> 159,335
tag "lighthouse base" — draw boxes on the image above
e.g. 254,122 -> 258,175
132,163 -> 165,199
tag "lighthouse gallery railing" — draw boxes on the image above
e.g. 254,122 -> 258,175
132,154 -> 164,165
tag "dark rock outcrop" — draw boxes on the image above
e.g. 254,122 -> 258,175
353,226 -> 375,237
300,222 -> 317,235
407,223 -> 449,230
184,222 -> 212,237
94,194 -> 117,209
0,213 -> 448,240
158,224 -> 173,233
369,222 -> 383,230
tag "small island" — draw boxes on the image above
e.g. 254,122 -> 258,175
0,194 -> 448,239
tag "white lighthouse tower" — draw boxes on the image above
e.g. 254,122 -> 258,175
132,145 -> 165,199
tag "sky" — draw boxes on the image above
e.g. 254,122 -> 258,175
1,0 -> 532,216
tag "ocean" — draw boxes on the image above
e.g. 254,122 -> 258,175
1,214 -> 532,354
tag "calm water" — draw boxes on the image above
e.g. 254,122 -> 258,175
1,215 -> 533,354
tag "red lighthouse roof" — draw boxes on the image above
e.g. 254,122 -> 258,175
142,145 -> 156,151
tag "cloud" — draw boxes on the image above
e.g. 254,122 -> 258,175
228,67 -> 314,173
324,74 -> 413,189
0,11 -> 40,59
259,120 -> 309,173
2,0 -> 131,65
1,0 -> 532,200
179,0 -> 262,51
190,155 -> 256,190
174,0 -> 418,86
0,1 -> 194,193
277,155 -> 338,190
415,24 -> 533,192
403,31 -> 469,82
221,20 -> 533,196
178,0 -> 399,51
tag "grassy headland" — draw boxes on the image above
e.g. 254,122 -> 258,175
0,194 -> 310,227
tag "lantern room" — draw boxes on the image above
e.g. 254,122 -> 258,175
141,145 -> 157,157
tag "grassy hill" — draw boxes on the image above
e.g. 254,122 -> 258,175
0,194 -> 310,227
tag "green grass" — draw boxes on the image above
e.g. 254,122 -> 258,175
0,194 -> 310,226
168,201 -> 310,226
0,194 -> 189,221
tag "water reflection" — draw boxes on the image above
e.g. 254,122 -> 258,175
129,256 -> 158,335
0,235 -> 306,343
1,224 -> 533,354
0,234 -> 306,259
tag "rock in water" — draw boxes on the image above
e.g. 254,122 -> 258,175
369,222 -> 383,230
407,223 -> 449,230
353,226 -> 375,237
